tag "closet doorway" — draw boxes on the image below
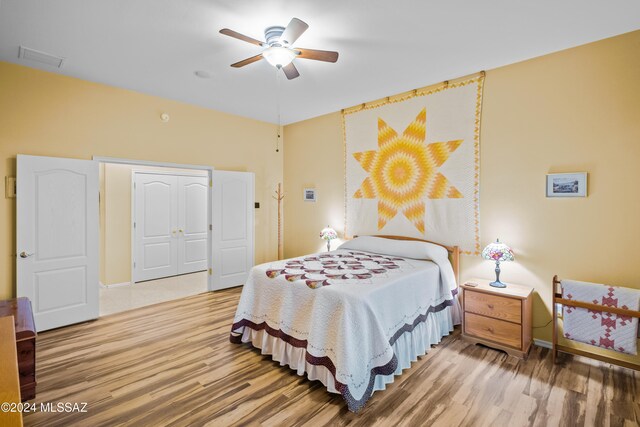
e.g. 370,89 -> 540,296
99,162 -> 209,316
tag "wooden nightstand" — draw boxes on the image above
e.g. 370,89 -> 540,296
461,278 -> 533,358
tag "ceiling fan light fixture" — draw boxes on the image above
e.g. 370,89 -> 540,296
220,18 -> 338,80
262,46 -> 296,68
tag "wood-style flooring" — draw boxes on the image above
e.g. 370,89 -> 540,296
22,287 -> 640,427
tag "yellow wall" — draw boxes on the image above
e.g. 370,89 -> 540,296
283,30 -> 640,342
100,164 -> 208,286
0,61 -> 282,299
283,112 -> 346,256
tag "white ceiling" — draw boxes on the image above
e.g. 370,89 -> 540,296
1,1 -> 639,125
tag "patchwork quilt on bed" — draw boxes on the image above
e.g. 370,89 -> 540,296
230,248 -> 457,412
265,251 -> 406,289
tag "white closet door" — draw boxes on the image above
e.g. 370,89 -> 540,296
177,175 -> 208,274
17,155 -> 99,332
134,173 -> 178,282
212,171 -> 254,290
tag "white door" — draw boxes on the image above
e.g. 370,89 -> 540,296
133,173 -> 178,282
212,171 -> 254,290
17,155 -> 99,332
177,175 -> 208,274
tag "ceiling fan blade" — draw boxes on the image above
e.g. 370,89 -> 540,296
282,62 -> 300,80
280,18 -> 309,45
230,54 -> 264,68
219,28 -> 265,47
294,48 -> 339,63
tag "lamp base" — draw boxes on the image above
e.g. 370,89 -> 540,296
489,280 -> 507,288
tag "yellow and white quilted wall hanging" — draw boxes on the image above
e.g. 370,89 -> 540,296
344,75 -> 483,255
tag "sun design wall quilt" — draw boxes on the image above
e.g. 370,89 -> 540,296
344,76 -> 483,254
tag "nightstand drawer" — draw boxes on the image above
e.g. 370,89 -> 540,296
465,290 -> 521,324
464,312 -> 522,349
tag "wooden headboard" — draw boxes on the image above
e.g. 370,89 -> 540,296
356,235 -> 460,284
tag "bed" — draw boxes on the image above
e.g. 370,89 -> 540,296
230,235 -> 461,412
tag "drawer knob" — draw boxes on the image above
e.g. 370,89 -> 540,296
487,327 -> 494,333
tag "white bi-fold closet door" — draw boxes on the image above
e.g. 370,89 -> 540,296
133,172 -> 208,283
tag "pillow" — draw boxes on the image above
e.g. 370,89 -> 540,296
338,236 -> 457,291
338,236 -> 448,262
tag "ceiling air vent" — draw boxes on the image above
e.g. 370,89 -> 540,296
18,46 -> 65,68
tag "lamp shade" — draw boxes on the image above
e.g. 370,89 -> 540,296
481,239 -> 514,262
319,226 -> 337,241
262,47 -> 296,68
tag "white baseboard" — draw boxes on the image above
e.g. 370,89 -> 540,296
102,281 -> 131,288
534,338 -> 552,349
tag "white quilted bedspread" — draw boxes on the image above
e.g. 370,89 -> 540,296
231,248 -> 456,411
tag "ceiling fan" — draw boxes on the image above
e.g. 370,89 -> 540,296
220,18 -> 339,80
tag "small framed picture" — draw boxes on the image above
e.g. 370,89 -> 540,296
303,188 -> 316,202
546,172 -> 587,197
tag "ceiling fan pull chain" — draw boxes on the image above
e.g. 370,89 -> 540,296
276,68 -> 281,153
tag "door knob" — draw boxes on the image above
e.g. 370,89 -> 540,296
19,251 -> 34,258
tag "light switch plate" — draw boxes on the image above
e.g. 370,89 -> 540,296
5,176 -> 16,198
556,303 -> 563,319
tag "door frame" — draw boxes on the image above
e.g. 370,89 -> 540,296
94,156 -> 214,291
131,170 -> 209,283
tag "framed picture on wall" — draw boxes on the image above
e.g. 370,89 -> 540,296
303,188 -> 317,202
546,172 -> 587,197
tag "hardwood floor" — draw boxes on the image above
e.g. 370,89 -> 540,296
23,288 -> 639,427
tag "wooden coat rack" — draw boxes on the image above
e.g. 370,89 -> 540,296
273,183 -> 285,260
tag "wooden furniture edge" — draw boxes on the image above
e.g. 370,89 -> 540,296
461,333 -> 530,359
0,298 -> 37,401
554,344 -> 640,371
358,234 -> 460,284
460,283 -> 532,300
551,274 -> 640,371
0,316 -> 24,426
552,275 -> 558,364
554,297 -> 640,318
